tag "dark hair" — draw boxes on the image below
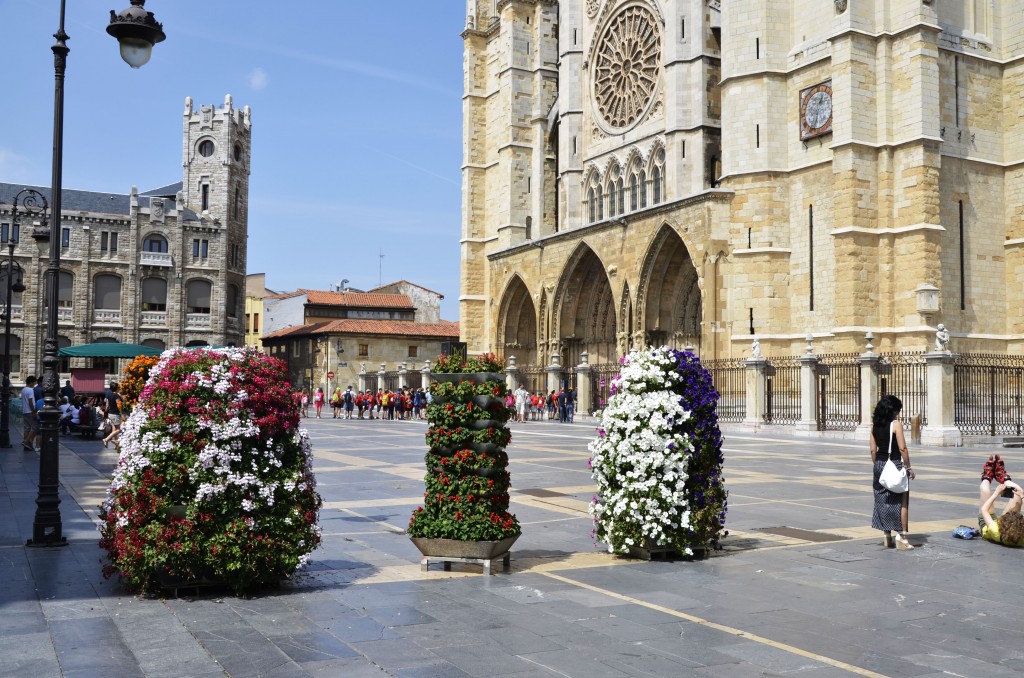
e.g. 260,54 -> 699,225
872,394 -> 903,429
997,510 -> 1024,545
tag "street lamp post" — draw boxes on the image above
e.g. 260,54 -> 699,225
28,0 -> 165,548
0,191 -> 39,449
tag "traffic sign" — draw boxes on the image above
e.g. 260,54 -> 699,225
327,371 -> 335,379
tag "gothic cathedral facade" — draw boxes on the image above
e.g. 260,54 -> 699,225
459,0 -> 1024,368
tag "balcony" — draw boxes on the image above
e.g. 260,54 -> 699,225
140,311 -> 168,327
93,309 -> 122,325
57,307 -> 72,323
140,252 -> 172,267
186,313 -> 211,329
6,305 -> 23,321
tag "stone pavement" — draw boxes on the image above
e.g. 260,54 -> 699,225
1,417 -> 1023,677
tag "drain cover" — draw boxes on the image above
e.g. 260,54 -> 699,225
515,488 -> 566,498
756,526 -> 850,543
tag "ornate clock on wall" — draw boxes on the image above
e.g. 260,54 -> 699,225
800,80 -> 833,140
591,4 -> 662,133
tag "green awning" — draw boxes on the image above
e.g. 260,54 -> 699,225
58,343 -> 162,358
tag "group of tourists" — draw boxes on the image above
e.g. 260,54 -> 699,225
870,393 -> 1023,550
510,385 -> 576,424
22,378 -> 123,451
296,385 -> 429,421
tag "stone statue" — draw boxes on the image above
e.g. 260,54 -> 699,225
935,324 -> 951,353
751,336 -> 762,360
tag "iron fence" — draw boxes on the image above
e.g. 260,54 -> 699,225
954,354 -> 1024,436
381,371 -> 400,392
588,363 -> 622,414
405,370 -> 425,391
363,374 -> 378,393
764,357 -> 801,425
815,353 -> 861,431
877,352 -> 927,429
703,358 -> 747,423
510,365 -> 547,397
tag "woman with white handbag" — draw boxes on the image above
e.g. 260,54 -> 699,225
870,394 -> 916,550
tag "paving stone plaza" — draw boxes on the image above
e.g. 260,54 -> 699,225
1,419 -> 1022,677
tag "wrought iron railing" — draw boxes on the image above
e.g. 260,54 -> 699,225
816,353 -> 861,431
588,363 -> 621,414
764,357 -> 801,425
363,374 -> 378,393
954,353 -> 1024,436
510,365 -> 547,397
703,358 -> 746,423
877,352 -> 927,429
381,370 -> 400,392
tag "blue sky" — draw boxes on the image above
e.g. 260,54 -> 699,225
0,0 -> 467,319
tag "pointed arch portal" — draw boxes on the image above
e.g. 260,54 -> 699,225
638,226 -> 701,350
555,245 -> 617,365
497,276 -> 538,366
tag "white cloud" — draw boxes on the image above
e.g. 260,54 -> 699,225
248,68 -> 269,91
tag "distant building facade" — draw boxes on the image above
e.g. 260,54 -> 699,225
460,1 -> 1024,367
261,286 -> 458,393
244,273 -> 274,348
0,95 -> 250,377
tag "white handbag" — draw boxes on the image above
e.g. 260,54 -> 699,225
878,424 -> 908,493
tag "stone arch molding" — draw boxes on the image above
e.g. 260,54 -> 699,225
496,274 -> 539,366
635,223 -> 703,349
551,241 -> 618,366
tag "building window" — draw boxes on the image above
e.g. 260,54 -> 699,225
0,223 -> 19,244
93,274 -> 122,310
233,186 -> 240,219
2,334 -> 21,373
653,166 -> 662,204
234,143 -> 242,161
61,227 -> 70,249
141,277 -> 167,312
226,284 -> 239,318
100,232 -> 108,252
408,345 -> 418,358
201,184 -> 210,211
629,173 -> 638,211
198,140 -> 214,157
587,188 -> 596,223
44,271 -> 74,309
596,185 -> 604,220
292,341 -> 300,357
253,313 -> 259,333
192,239 -> 209,260
358,344 -> 369,357
100,231 -> 118,253
245,313 -> 251,333
639,170 -> 647,208
143,234 -> 168,253
141,338 -> 166,352
186,279 -> 212,314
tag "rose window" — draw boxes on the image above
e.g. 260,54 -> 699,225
592,5 -> 662,131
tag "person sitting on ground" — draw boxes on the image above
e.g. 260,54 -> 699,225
978,454 -> 1024,547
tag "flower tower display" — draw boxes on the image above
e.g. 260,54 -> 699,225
589,347 -> 727,558
119,354 -> 160,415
408,353 -> 520,566
99,347 -> 322,593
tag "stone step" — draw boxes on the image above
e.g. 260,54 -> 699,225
1003,438 -> 1024,448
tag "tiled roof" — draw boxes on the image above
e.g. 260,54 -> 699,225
140,181 -> 183,198
264,290 -> 307,300
263,319 -> 459,340
303,290 -> 415,309
369,280 -> 445,298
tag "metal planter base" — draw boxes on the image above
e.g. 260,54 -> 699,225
410,535 -> 519,575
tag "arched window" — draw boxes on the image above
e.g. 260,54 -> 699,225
226,284 -> 239,319
198,139 -> 214,157
588,187 -> 596,223
141,277 -> 167,312
185,340 -> 209,348
596,185 -> 604,221
651,147 -> 666,205
44,271 -> 74,309
187,280 -> 212,314
141,338 -> 166,352
93,274 -> 122,310
143,234 -> 168,253
653,166 -> 663,204
629,173 -> 638,211
617,177 -> 625,214
639,170 -> 647,209
608,180 -> 618,217
1,335 -> 21,373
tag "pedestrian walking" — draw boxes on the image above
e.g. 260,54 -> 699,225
330,387 -> 342,418
870,394 -> 915,550
102,382 -> 124,449
313,387 -> 325,418
20,375 -> 41,452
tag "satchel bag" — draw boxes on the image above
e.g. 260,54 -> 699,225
878,426 -> 909,493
